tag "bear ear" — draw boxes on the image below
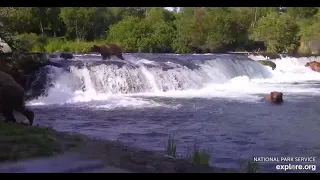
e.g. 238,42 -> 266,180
270,92 -> 274,96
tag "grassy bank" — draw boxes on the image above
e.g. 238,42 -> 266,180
0,122 -> 259,173
13,34 -> 318,55
16,33 -> 108,53
0,122 -> 85,162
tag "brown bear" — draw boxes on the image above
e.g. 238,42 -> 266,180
0,71 -> 34,125
91,44 -> 125,60
305,61 -> 320,72
60,52 -> 74,60
264,91 -> 283,104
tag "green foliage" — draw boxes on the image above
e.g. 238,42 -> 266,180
0,7 -> 319,54
239,158 -> 259,173
0,22 -> 26,53
107,16 -> 141,52
15,33 -> 47,52
107,10 -> 175,53
45,37 -> 68,52
298,11 -> 320,42
189,140 -> 210,167
60,7 -> 96,40
285,7 -> 318,19
0,122 -> 84,162
250,12 -> 300,53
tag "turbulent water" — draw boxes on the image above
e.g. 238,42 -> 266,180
22,53 -> 320,172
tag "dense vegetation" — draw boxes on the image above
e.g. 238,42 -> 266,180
1,7 -> 320,54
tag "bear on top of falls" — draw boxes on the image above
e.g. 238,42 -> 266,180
91,44 -> 125,61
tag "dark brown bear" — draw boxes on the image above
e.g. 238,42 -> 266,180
91,44 -> 125,60
0,71 -> 34,125
60,52 -> 74,60
264,91 -> 283,104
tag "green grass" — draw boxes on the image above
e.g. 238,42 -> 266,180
164,135 -> 211,167
45,39 -> 107,53
0,122 -> 85,162
189,140 -> 211,167
165,134 -> 176,158
164,135 -> 261,172
15,33 -> 109,53
239,158 -> 259,173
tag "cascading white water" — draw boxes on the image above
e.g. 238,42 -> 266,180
250,55 -> 320,83
28,54 -> 320,106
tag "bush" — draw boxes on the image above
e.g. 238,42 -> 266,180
42,38 -> 107,53
15,33 -> 47,52
249,12 -> 300,53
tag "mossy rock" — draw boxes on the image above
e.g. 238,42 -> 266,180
258,60 -> 276,70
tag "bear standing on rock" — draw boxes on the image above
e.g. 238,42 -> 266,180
91,44 -> 125,60
0,71 -> 34,125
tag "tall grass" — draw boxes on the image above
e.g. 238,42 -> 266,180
164,135 -> 211,167
164,135 -> 261,172
189,140 -> 211,167
165,134 -> 176,158
239,158 -> 259,173
15,33 -> 108,53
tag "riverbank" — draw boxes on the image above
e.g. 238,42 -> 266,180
0,122 -> 240,173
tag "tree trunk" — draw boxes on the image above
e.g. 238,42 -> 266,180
39,21 -> 44,35
75,22 -> 79,40
252,7 -> 258,28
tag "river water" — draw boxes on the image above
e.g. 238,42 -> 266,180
23,53 -> 320,172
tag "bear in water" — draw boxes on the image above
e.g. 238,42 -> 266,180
60,52 -> 74,60
0,71 -> 34,125
263,91 -> 283,104
305,61 -> 320,72
91,44 -> 125,60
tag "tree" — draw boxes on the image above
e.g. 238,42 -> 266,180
285,7 -> 318,19
250,12 -> 300,53
4,8 -> 39,34
60,7 -> 96,40
172,7 -> 209,53
0,22 -> 26,53
205,8 -> 239,51
46,7 -> 65,37
145,7 -> 175,22
107,11 -> 176,53
107,16 -> 142,52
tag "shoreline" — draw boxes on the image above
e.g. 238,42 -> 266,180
0,122 -> 239,173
